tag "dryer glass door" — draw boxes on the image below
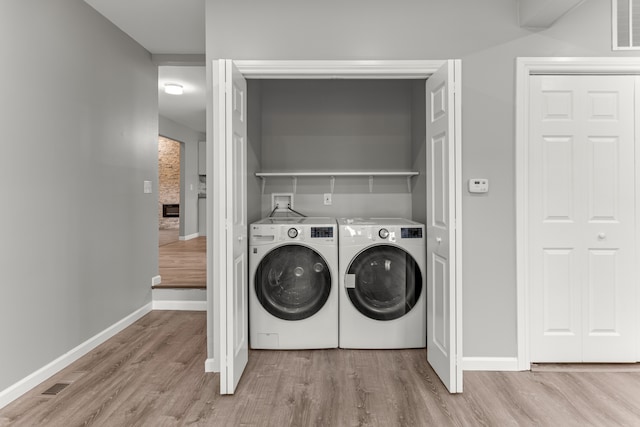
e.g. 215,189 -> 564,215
255,244 -> 332,321
346,245 -> 422,321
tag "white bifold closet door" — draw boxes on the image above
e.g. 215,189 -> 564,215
217,59 -> 249,393
529,75 -> 637,363
426,60 -> 462,392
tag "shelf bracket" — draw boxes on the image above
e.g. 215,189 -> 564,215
291,177 -> 297,194
369,175 -> 374,193
406,176 -> 412,193
260,177 -> 266,195
330,176 -> 335,194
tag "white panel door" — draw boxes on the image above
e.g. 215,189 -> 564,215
529,75 -> 636,363
426,60 -> 462,393
218,60 -> 249,394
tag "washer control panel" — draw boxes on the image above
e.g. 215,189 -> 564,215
311,227 -> 334,238
401,227 -> 423,239
250,219 -> 337,245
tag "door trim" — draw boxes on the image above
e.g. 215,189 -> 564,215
232,60 -> 446,79
515,57 -> 640,370
208,59 -> 461,385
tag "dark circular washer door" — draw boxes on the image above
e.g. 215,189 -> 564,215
346,245 -> 422,321
255,244 -> 332,321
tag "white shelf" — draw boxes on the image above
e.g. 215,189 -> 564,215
255,171 -> 419,193
255,171 -> 419,177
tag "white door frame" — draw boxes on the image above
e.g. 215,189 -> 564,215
207,59 -> 462,389
515,57 -> 640,370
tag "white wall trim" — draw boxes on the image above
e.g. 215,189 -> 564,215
0,303 -> 152,410
517,57 -> 640,75
204,358 -> 218,373
463,357 -> 520,371
152,300 -> 207,311
151,275 -> 162,286
233,60 -> 445,79
179,233 -> 200,241
516,57 -> 640,372
636,77 -> 640,362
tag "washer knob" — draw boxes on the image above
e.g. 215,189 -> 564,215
379,228 -> 390,239
288,228 -> 298,238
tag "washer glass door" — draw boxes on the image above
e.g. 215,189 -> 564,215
346,245 -> 422,321
255,244 -> 331,321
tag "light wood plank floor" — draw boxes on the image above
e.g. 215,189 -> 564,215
159,228 -> 180,247
158,229 -> 206,289
3,311 -> 640,426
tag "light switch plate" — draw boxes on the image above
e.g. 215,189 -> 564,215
143,180 -> 152,194
468,178 -> 489,193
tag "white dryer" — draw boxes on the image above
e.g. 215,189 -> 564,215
338,218 -> 426,349
249,217 -> 338,349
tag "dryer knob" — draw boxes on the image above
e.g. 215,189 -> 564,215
379,228 -> 390,239
288,228 -> 298,238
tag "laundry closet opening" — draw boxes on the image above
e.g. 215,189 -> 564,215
246,79 -> 428,223
245,78 -> 429,351
213,59 -> 462,395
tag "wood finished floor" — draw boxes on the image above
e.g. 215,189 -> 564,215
3,311 -> 640,426
157,229 -> 206,289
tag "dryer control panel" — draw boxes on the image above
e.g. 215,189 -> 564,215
338,219 -> 425,247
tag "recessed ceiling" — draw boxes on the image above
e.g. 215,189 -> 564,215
84,0 -> 205,54
84,0 -> 584,137
84,0 -> 207,134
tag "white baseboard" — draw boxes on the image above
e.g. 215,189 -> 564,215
0,303 -> 152,410
205,358 -> 218,373
179,233 -> 200,241
152,300 -> 207,311
463,357 -> 521,371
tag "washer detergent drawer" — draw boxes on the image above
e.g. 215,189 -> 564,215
251,234 -> 275,243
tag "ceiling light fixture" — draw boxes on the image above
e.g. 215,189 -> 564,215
164,83 -> 184,95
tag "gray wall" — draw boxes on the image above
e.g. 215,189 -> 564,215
247,81 -> 263,225
159,115 -> 205,238
207,0 -> 638,358
250,79 -> 417,219
0,0 -> 158,391
411,81 -> 427,225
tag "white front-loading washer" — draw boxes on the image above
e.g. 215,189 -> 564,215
249,217 -> 338,349
338,218 -> 426,349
